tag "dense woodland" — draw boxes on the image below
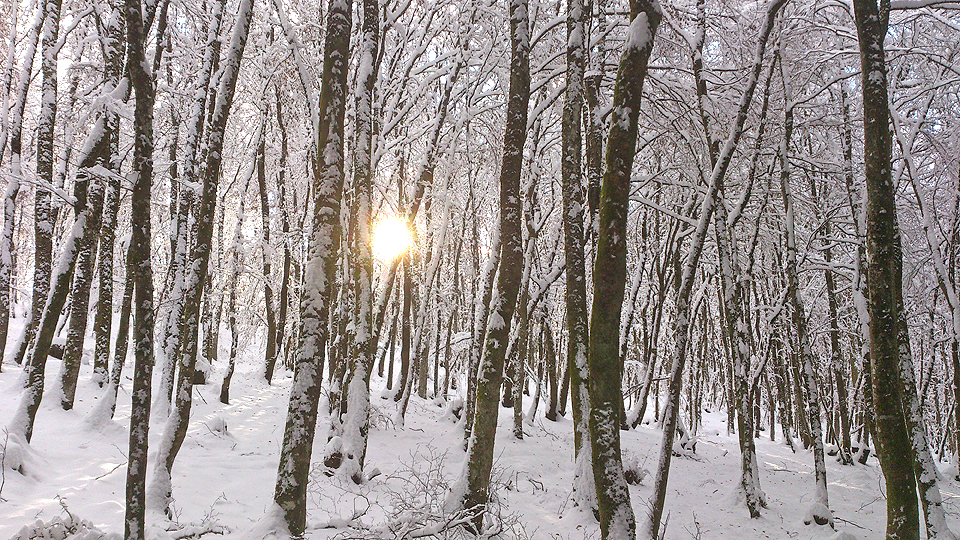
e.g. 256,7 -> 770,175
0,0 -> 959,537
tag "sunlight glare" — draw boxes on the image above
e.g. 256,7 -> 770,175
373,215 -> 412,262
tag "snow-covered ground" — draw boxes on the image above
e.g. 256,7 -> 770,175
1,341 -> 955,539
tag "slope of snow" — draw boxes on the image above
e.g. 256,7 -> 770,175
1,346 -> 956,539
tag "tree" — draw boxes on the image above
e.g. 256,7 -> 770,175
272,0 -> 352,530
587,0 -> 661,536
852,0 -> 920,536
560,0 -> 597,513
450,0 -> 529,528
122,0 -> 159,534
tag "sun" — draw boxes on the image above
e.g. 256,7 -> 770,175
372,215 -> 413,263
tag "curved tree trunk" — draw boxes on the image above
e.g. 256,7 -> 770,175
147,0 -> 255,513
642,1 -> 782,535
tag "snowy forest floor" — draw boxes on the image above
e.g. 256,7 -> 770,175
1,336 -> 957,539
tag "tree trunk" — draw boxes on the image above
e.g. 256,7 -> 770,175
453,0 -> 528,527
147,0 -> 255,513
780,58 -> 830,525
154,0 -> 227,417
0,5 -> 41,362
588,1 -> 661,537
259,130 -> 279,383
273,0 -> 351,530
560,0 -> 597,512
852,0 -> 920,535
338,0 -> 380,482
122,0 -> 157,534
642,1 -> 782,535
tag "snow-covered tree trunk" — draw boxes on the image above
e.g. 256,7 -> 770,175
258,127 -> 279,383
587,2 -> 661,537
221,179 -> 251,405
0,1 -> 21,164
154,0 -> 227,416
896,310 -> 956,538
6,0 -> 66,438
97,241 -> 134,421
120,0 -> 157,534
148,0 -> 255,514
852,0 -> 920,535
450,0 -> 528,528
91,9 -> 125,387
892,72 -> 960,540
56,171 -> 105,409
57,35 -> 126,404
642,1 -> 783,535
780,69 -> 830,524
693,2 -> 765,515
0,4 -> 40,361
0,5 -> 44,364
22,0 -> 62,377
464,224 -> 499,444
822,214 -> 852,465
338,0 -> 380,483
560,0 -> 597,506
273,86 -> 292,373
272,0 -> 352,531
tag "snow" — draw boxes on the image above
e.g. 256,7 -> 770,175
624,14 -> 651,51
0,347 -> 952,539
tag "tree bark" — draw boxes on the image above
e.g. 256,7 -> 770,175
588,1 -> 661,537
852,0 -> 920,536
560,0 -> 597,510
122,0 -> 158,534
273,0 -> 352,531
453,0 -> 528,527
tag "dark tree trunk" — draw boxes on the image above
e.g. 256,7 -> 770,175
148,0 -> 255,513
588,1 -> 661,536
455,0 -> 529,527
122,0 -> 158,534
852,0 -> 920,536
259,131 -> 279,383
273,0 -> 352,530
560,0 -> 596,511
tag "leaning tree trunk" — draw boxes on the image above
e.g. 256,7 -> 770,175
0,5 -> 41,361
147,0 -> 255,514
852,0 -> 920,536
57,35 -> 125,404
587,1 -> 661,537
22,0 -> 61,376
7,0 -> 64,440
56,168 -> 105,410
272,0 -> 352,532
154,0 -> 227,416
450,0 -> 528,529
642,1 -> 783,536
221,179 -> 251,404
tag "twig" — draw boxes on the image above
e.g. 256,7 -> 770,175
93,462 -> 125,481
834,516 -> 868,531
